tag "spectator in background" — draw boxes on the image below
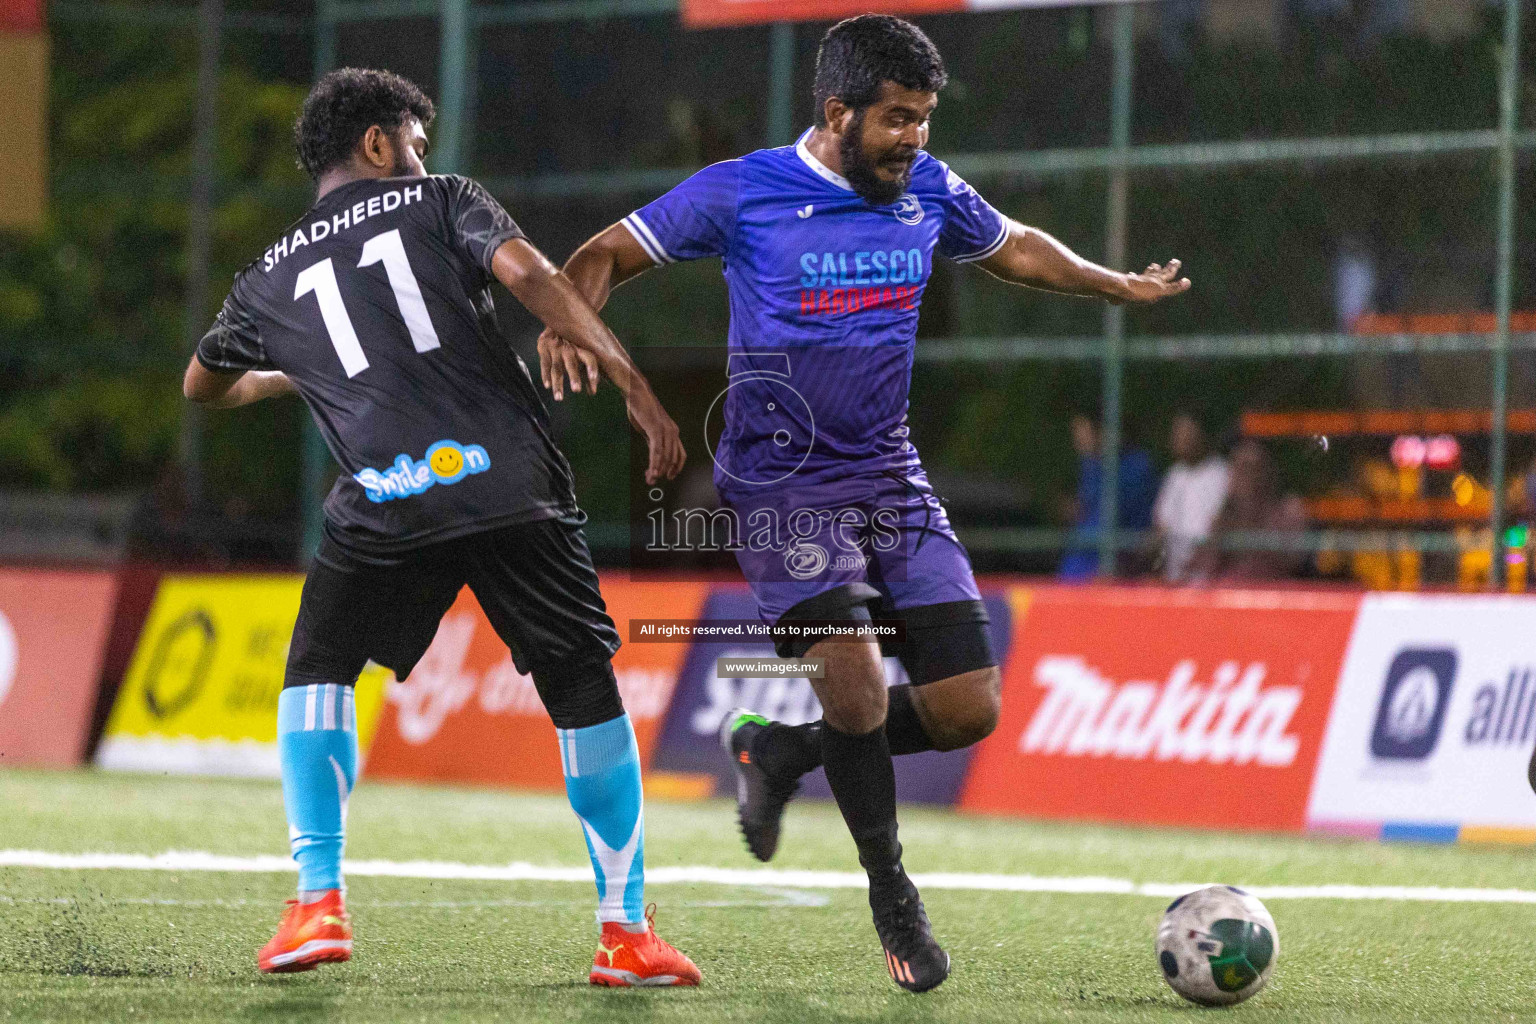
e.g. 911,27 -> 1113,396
1334,234 -> 1377,331
1059,414 -> 1158,580
1187,439 -> 1309,582
1153,412 -> 1230,582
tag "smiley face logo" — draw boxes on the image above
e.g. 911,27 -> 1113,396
423,440 -> 490,486
430,444 -> 464,480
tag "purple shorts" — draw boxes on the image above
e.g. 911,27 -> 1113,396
718,463 -> 981,623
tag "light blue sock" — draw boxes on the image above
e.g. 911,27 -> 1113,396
277,683 -> 358,894
559,713 -> 645,925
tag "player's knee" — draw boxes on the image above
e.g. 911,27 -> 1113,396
814,641 -> 888,735
531,657 -> 624,730
959,666 -> 1004,744
921,667 -> 1002,751
822,691 -> 887,735
819,675 -> 887,734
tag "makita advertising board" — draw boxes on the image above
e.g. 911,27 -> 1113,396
1307,594 -> 1536,842
648,585 -> 1010,805
961,587 -> 1360,832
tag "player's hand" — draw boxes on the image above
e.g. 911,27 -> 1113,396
625,383 -> 686,485
1115,259 -> 1191,305
537,329 -> 600,401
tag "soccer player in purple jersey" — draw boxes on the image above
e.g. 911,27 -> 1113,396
539,16 -> 1190,992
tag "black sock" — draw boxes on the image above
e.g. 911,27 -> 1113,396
754,685 -> 937,783
820,722 -> 902,874
751,721 -> 823,781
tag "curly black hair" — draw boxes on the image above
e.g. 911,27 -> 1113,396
812,15 -> 947,128
294,68 -> 435,181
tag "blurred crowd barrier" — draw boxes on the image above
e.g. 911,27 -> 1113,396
6,563 -> 1536,846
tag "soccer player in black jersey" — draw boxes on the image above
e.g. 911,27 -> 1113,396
182,68 -> 698,986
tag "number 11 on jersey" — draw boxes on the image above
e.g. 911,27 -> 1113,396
294,227 -> 441,378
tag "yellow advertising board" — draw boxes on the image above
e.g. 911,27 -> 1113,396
97,575 -> 390,776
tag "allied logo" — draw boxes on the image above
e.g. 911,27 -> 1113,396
784,540 -> 830,580
1370,648 -> 1456,760
355,439 -> 490,503
796,204 -> 814,219
893,194 -> 924,225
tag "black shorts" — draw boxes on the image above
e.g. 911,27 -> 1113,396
285,513 -> 620,688
777,584 -> 997,686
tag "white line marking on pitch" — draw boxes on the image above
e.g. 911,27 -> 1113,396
0,887 -> 828,910
2,850 -> 1534,905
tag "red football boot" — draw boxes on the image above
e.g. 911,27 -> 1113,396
589,905 -> 701,987
257,890 -> 354,974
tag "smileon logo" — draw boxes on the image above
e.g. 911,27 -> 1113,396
0,609 -> 15,707
1370,648 -> 1456,760
1019,656 -> 1303,767
893,194 -> 924,225
355,439 -> 490,503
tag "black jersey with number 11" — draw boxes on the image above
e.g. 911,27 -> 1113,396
196,174 -> 577,560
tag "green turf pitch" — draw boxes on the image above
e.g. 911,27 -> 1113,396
3,770 -> 1536,1023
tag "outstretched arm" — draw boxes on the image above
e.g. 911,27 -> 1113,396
538,222 -> 656,400
976,221 -> 1191,305
489,236 -> 683,484
183,362 -> 297,407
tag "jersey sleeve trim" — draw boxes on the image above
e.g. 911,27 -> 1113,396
950,218 -> 1010,264
477,226 -> 524,274
621,212 -> 674,265
194,347 -> 243,373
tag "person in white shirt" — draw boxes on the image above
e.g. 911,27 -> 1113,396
1153,413 -> 1231,582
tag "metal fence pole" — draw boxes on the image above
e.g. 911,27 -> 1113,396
178,0 -> 223,508
1097,4 -> 1133,576
768,21 -> 795,147
437,0 -> 470,173
315,0 -> 336,72
1490,0 -> 1523,587
303,0 -> 338,559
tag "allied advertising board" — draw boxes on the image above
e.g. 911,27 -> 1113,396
96,575 -> 390,776
0,569 -> 118,766
961,587 -> 1361,832
1307,594 -> 1536,841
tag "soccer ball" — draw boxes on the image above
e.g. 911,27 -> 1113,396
1156,885 -> 1278,1006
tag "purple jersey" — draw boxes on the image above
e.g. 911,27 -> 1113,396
624,132 -> 1006,489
